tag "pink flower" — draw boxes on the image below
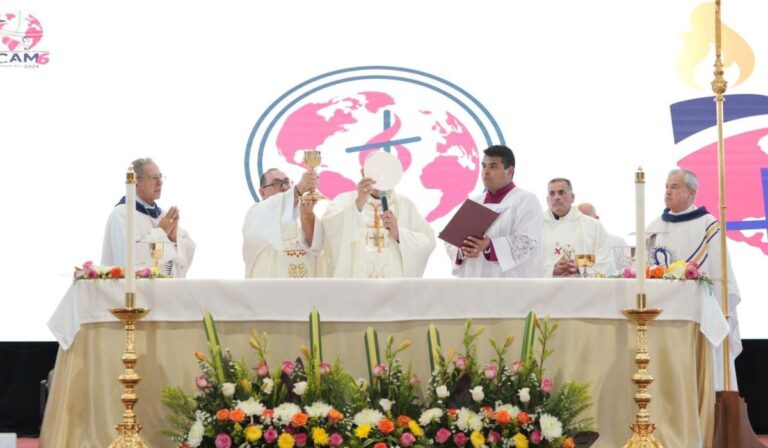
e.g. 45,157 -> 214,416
195,375 -> 212,389
214,433 -> 232,448
622,267 -> 636,278
688,260 -> 699,269
294,433 -> 308,447
410,374 -> 420,386
540,378 -> 554,393
137,267 -> 152,278
400,432 -> 416,447
454,356 -> 468,370
329,432 -> 344,447
435,428 -> 452,444
685,264 -> 699,280
282,360 -> 294,376
373,364 -> 388,377
254,363 -> 269,377
453,432 -> 468,447
510,360 -> 523,374
487,431 -> 501,444
531,429 -> 542,444
319,362 -> 332,375
87,269 -> 99,279
483,364 -> 498,380
263,428 -> 278,443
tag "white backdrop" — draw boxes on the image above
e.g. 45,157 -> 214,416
1,0 -> 767,341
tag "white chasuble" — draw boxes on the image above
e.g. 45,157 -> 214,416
322,191 -> 435,278
541,208 -> 613,277
242,187 -> 324,278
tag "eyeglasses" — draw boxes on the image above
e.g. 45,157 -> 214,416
139,174 -> 166,183
265,178 -> 293,189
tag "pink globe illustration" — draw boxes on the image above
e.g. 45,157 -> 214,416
0,12 -> 43,51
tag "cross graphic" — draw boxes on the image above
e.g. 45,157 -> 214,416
345,109 -> 421,154
725,167 -> 768,234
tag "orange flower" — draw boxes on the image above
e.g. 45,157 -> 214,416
230,408 -> 246,423
216,409 -> 230,422
378,418 -> 395,435
328,408 -> 344,424
517,411 -> 531,425
291,412 -> 309,427
396,415 -> 412,427
262,409 -> 274,420
481,406 -> 494,418
650,266 -> 665,279
446,408 -> 459,418
110,266 -> 124,278
374,443 -> 388,448
645,266 -> 651,278
562,437 -> 575,448
494,410 -> 511,425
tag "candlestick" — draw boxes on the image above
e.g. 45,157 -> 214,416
126,168 -> 136,298
635,168 -> 646,302
309,307 -> 323,362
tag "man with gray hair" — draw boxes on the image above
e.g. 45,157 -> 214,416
102,158 -> 196,277
646,168 -> 741,390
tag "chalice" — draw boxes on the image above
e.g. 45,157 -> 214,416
575,253 -> 595,278
150,242 -> 165,272
302,150 -> 325,201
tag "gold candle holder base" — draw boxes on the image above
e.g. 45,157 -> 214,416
302,190 -> 325,202
108,298 -> 151,448
621,295 -> 664,448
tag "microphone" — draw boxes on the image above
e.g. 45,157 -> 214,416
380,191 -> 389,212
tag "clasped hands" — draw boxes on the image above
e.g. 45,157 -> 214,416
158,206 -> 180,242
553,256 -> 578,276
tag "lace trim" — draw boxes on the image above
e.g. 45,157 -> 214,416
510,235 -> 536,261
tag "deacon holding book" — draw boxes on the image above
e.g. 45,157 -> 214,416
322,152 -> 435,278
447,145 -> 543,278
101,158 -> 196,277
242,167 -> 324,278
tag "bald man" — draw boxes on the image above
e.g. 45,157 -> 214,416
577,202 -> 627,271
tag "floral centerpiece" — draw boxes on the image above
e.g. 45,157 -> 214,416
617,259 -> 712,288
73,260 -> 168,280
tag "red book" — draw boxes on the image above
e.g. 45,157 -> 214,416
438,199 -> 500,247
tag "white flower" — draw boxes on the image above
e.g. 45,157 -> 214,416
518,387 -> 530,404
221,382 -> 236,398
293,381 -> 308,396
418,408 -> 444,426
470,386 -> 484,402
539,413 -> 563,440
305,401 -> 332,418
236,397 -> 265,417
261,377 -> 274,394
456,408 -> 483,432
353,408 -> 385,426
379,398 -> 394,412
435,385 -> 450,399
274,403 -> 302,424
186,412 -> 206,447
494,404 -> 520,419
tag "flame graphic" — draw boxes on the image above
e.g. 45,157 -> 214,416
677,2 -> 755,90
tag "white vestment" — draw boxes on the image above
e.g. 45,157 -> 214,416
647,205 -> 741,390
101,201 -> 196,278
242,187 -> 324,278
450,187 -> 543,278
322,191 -> 435,278
607,233 -> 629,272
541,208 -> 614,277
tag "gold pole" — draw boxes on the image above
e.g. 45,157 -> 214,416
710,0 -> 731,393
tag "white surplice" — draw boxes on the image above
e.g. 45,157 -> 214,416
322,191 -> 435,278
101,201 -> 196,278
242,186 -> 324,278
647,205 -> 741,390
541,207 -> 614,277
450,187 -> 543,278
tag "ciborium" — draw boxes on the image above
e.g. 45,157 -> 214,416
302,150 -> 325,201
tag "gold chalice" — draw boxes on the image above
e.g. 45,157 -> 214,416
575,253 -> 595,278
302,150 -> 325,201
150,242 -> 165,272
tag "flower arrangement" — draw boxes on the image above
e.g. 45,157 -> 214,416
73,260 -> 168,280
617,259 -> 712,287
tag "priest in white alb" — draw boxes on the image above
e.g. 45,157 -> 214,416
322,162 -> 435,278
102,158 -> 196,277
541,179 -> 613,277
242,167 -> 324,278
449,145 -> 543,278
647,168 -> 741,390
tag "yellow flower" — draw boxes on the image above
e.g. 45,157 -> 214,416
667,260 -> 687,271
312,427 -> 330,446
277,432 -> 295,448
244,425 -> 263,442
470,430 -> 485,447
513,432 -> 529,448
354,423 -> 372,439
408,420 -> 424,437
150,265 -> 160,276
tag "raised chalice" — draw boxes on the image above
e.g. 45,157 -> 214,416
302,150 -> 325,201
575,253 -> 595,278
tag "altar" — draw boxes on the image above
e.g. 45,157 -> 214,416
41,278 -> 727,447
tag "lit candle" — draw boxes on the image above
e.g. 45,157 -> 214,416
126,168 -> 136,296
635,168 -> 645,298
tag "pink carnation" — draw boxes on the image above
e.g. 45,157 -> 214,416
621,267 -> 636,278
329,432 -> 344,447
281,360 -> 294,376
400,432 -> 416,447
531,429 -> 542,444
435,428 -> 452,444
254,363 -> 269,377
540,378 -> 554,393
483,364 -> 498,380
263,428 -> 278,443
454,356 -> 468,370
294,433 -> 308,447
319,362 -> 332,375
510,360 -> 523,374
453,432 -> 468,446
373,364 -> 388,377
214,433 -> 232,448
487,431 -> 501,443
195,375 -> 212,389
685,264 -> 699,279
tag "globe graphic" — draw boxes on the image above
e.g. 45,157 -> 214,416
269,91 -> 480,222
0,12 -> 43,51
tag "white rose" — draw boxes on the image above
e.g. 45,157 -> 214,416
518,387 -> 530,404
293,381 -> 308,396
261,377 -> 274,394
221,382 -> 235,398
470,386 -> 484,402
379,398 -> 393,412
436,385 -> 450,399
186,417 -> 204,447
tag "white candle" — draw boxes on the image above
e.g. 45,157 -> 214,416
635,168 -> 645,296
125,169 -> 136,295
